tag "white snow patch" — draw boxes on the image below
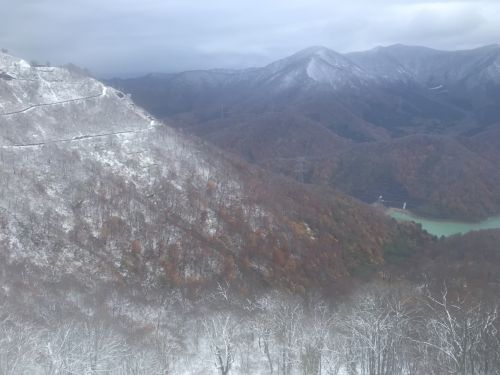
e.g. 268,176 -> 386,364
428,85 -> 443,90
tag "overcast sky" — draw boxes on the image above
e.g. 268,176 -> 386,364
0,0 -> 499,77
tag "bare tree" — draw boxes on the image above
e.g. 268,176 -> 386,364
203,312 -> 239,375
415,285 -> 499,375
336,284 -> 417,375
0,317 -> 38,375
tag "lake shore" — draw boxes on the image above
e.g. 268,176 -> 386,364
386,207 -> 500,237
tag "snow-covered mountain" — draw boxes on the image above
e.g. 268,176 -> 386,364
2,52 -> 498,375
2,52 -> 435,373
110,44 -> 500,140
112,44 -> 500,98
0,53 -> 154,146
348,44 -> 500,87
1,53 -> 243,283
1,51 -> 409,295
108,44 -> 500,220
256,46 -> 373,90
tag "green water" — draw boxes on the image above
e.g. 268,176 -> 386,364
389,210 -> 500,237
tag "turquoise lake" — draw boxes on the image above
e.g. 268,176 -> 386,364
389,210 -> 500,237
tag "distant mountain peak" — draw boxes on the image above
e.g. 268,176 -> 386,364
365,43 -> 500,58
294,45 -> 337,56
282,46 -> 347,65
366,44 -> 442,56
262,45 -> 369,88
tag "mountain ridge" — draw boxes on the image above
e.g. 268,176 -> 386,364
108,44 -> 500,220
1,52 -> 423,296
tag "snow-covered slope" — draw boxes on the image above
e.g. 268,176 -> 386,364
256,46 -> 372,90
348,44 -> 500,87
0,53 -> 251,283
0,54 -> 154,146
0,52 -> 400,291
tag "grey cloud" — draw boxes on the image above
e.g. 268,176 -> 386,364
0,0 -> 499,77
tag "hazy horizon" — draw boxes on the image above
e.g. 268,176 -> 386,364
3,42 -> 500,79
1,0 -> 499,77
